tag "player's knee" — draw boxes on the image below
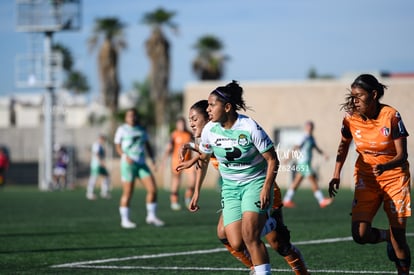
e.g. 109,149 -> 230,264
220,238 -> 244,252
352,231 -> 368,244
277,243 -> 292,256
217,224 -> 226,239
219,238 -> 229,245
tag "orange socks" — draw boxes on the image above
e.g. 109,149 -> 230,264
220,239 -> 253,269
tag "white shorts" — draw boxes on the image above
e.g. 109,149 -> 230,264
54,167 -> 67,176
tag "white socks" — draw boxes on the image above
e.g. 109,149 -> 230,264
87,175 -> 97,196
313,190 -> 324,203
120,203 -> 159,222
254,263 -> 271,274
146,202 -> 157,219
119,206 -> 130,222
283,188 -> 295,202
101,177 -> 110,196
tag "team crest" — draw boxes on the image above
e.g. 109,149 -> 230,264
380,127 -> 390,137
238,134 -> 249,146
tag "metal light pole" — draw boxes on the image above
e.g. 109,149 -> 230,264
43,31 -> 54,190
15,0 -> 82,190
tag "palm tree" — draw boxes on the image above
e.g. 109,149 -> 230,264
52,43 -> 89,94
192,35 -> 228,80
88,17 -> 126,116
141,7 -> 177,151
64,70 -> 89,94
52,43 -> 73,72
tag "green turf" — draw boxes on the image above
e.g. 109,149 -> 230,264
0,185 -> 412,274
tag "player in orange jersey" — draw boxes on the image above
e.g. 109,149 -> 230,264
178,99 -> 309,274
329,74 -> 411,275
162,117 -> 196,210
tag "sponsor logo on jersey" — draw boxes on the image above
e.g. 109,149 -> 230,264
380,127 -> 390,137
238,134 -> 249,146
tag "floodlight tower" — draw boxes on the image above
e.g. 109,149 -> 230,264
15,0 -> 81,190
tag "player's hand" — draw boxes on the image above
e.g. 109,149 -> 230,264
188,193 -> 200,212
328,178 -> 340,197
176,161 -> 191,172
259,188 -> 271,210
373,164 -> 384,176
125,156 -> 134,164
179,144 -> 190,161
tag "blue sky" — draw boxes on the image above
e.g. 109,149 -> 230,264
1,0 -> 413,98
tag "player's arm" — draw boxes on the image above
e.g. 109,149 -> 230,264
145,141 -> 156,166
179,142 -> 199,161
373,137 -> 408,176
328,135 -> 352,197
176,154 -> 200,172
115,144 -> 123,157
161,138 -> 174,166
314,142 -> 329,160
261,148 -> 279,210
188,152 -> 210,212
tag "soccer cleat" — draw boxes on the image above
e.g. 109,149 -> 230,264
86,193 -> 97,200
100,193 -> 111,199
171,202 -> 182,211
283,200 -> 296,208
121,220 -> 137,229
146,216 -> 165,227
319,198 -> 333,208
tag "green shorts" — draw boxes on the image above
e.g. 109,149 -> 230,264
295,163 -> 314,177
121,161 -> 151,182
220,178 -> 272,227
90,165 -> 108,176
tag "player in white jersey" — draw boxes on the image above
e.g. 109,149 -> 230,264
114,108 -> 164,229
188,81 -> 278,275
178,100 -> 309,274
86,134 -> 111,200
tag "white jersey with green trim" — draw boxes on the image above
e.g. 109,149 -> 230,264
114,124 -> 148,164
90,142 -> 105,168
199,114 -> 274,185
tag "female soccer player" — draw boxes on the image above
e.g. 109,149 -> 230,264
185,81 -> 278,275
161,117 -> 196,210
178,99 -> 309,274
114,108 -> 164,229
283,120 -> 332,208
328,74 -> 411,275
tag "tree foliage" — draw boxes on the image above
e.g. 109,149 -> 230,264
192,35 -> 228,80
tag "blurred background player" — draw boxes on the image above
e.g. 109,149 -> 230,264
0,147 -> 10,188
52,145 -> 70,190
161,117 -> 196,210
283,120 -> 332,208
86,134 -> 111,200
114,108 -> 164,229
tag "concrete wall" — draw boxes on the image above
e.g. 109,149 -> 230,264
183,77 -> 414,190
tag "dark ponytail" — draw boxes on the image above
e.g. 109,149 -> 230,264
211,80 -> 248,111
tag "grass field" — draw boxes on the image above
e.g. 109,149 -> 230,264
0,185 -> 413,274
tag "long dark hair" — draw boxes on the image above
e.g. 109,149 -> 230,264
341,74 -> 387,113
210,80 -> 250,112
190,100 -> 209,121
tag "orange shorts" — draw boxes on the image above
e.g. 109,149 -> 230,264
273,183 -> 283,209
352,173 -> 411,227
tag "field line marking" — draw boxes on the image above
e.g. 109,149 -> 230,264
51,233 -> 414,271
51,247 -> 226,268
